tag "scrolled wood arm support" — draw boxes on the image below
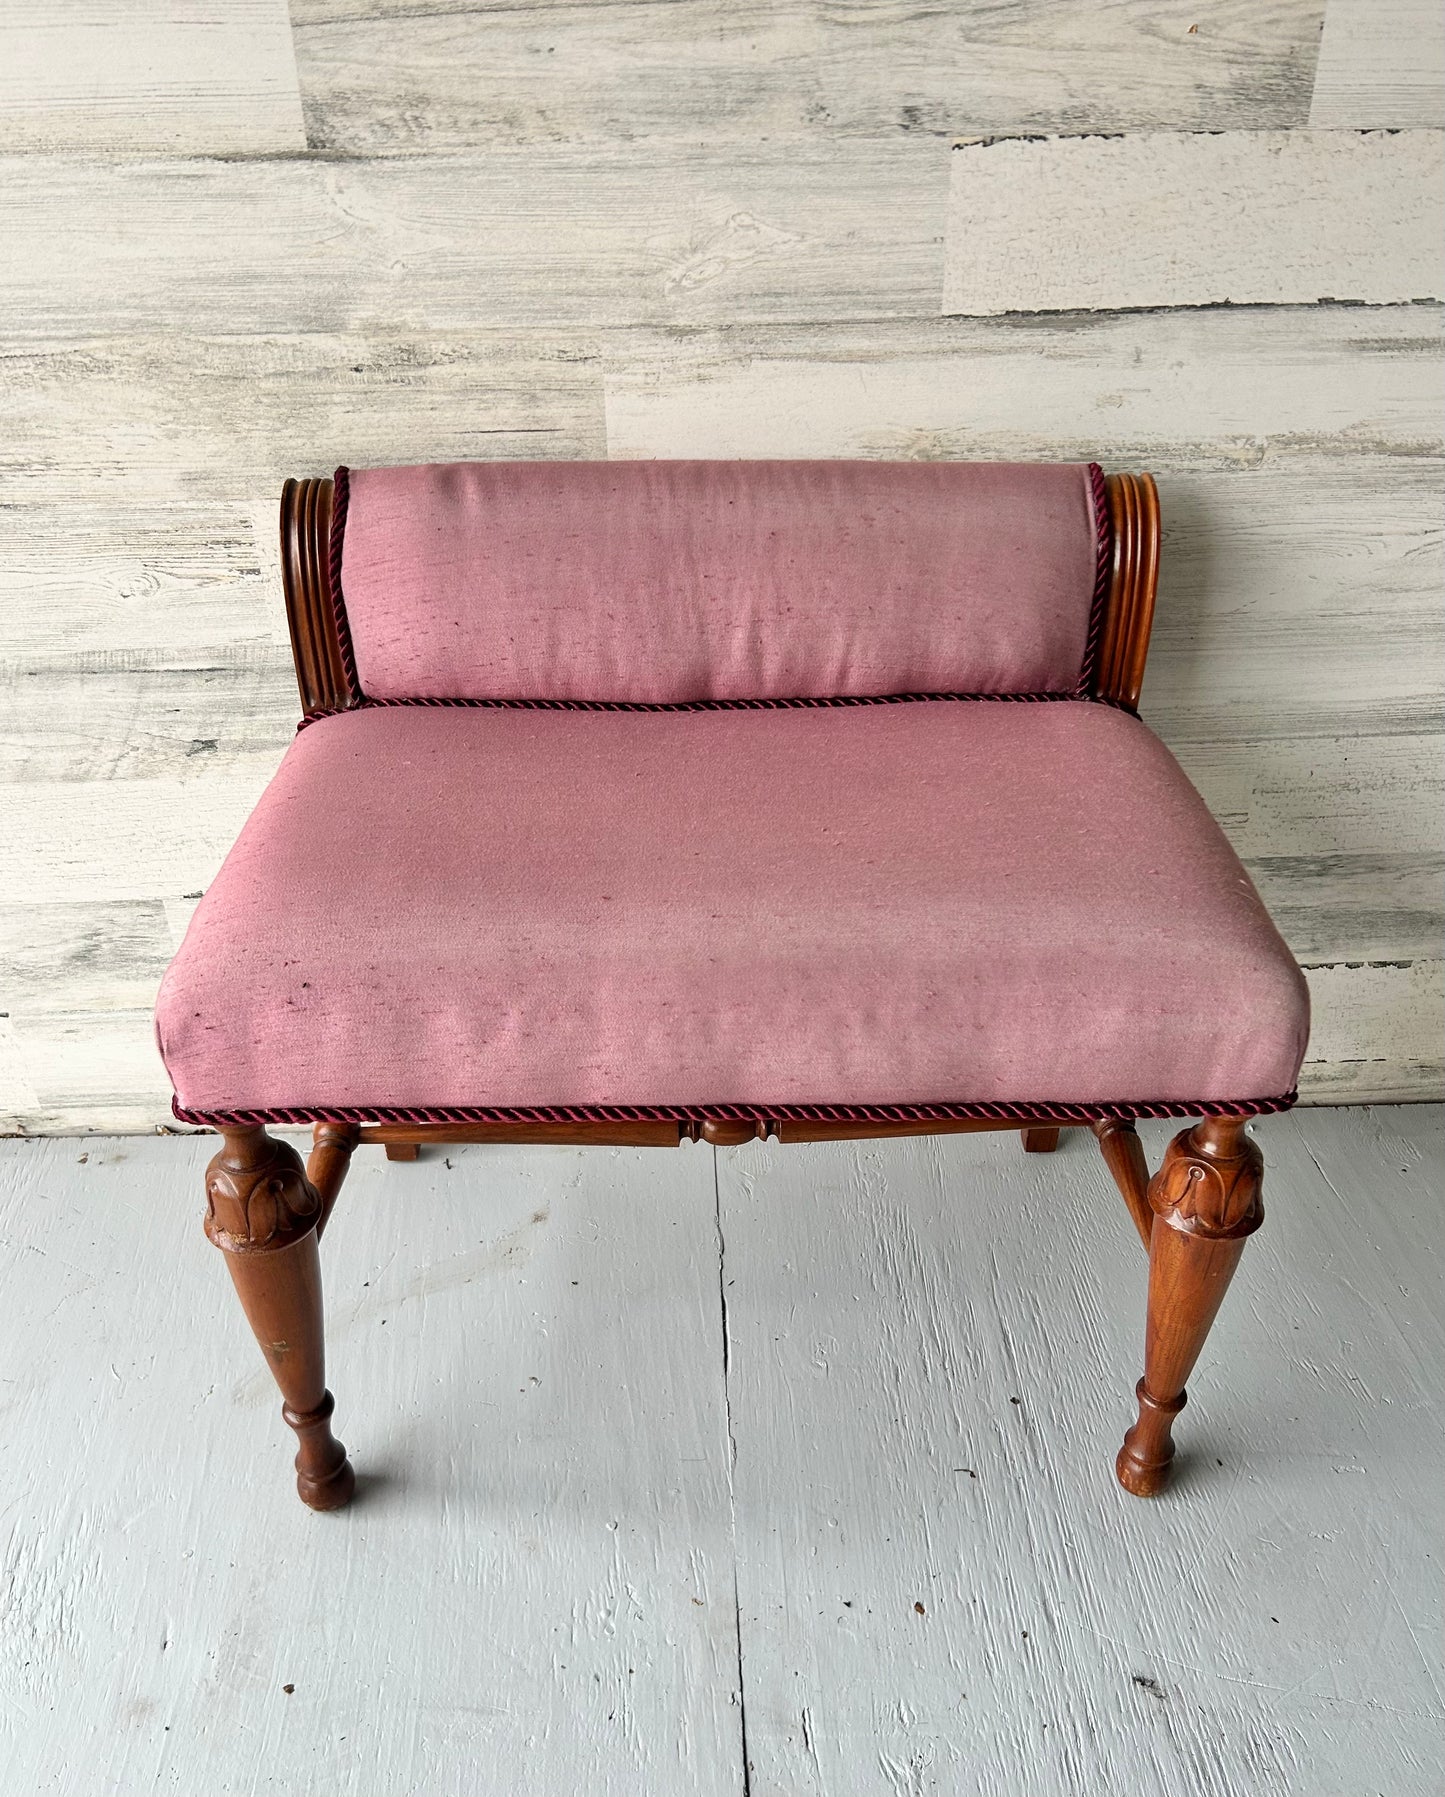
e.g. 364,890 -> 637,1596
280,475 -> 351,716
1096,471 -> 1161,711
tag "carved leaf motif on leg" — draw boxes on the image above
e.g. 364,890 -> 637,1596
204,1128 -> 322,1254
1150,1119 -> 1264,1240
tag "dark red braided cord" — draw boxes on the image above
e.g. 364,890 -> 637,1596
174,1091 -> 1297,1129
295,688 -> 1126,731
1077,460 -> 1111,697
328,465 -> 362,703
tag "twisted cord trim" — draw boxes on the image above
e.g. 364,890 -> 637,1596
328,465 -> 362,704
174,1091 -> 1297,1129
1077,460 -> 1111,698
295,688 -> 1127,730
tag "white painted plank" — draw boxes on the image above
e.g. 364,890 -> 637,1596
0,144 -> 948,337
1310,0 -> 1445,128
943,131 -> 1445,314
0,767 -> 282,906
0,666 -> 297,782
3,1008 -> 173,1134
1168,732 -> 1443,861
0,901 -> 173,1017
717,1108 -> 1445,1792
604,306 -> 1445,464
162,896 -> 202,952
1301,960 -> 1445,1102
0,332 -> 606,505
0,1 -> 306,154
1247,852 -> 1444,963
0,1018 -> 42,1118
290,0 -> 1323,151
0,1134 -> 742,1790
1140,464 -> 1444,742
0,503 -> 283,671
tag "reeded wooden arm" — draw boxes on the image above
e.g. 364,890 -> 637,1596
280,475 -> 351,715
1096,471 -> 1161,712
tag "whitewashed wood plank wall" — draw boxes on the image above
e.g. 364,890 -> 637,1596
0,0 -> 1441,1130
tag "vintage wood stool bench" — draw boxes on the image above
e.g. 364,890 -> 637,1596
155,460 -> 1308,1511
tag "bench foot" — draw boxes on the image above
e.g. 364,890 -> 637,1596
1117,1116 -> 1263,1497
204,1125 -> 355,1511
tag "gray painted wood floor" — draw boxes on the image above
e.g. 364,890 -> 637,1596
1,1106 -> 1439,1794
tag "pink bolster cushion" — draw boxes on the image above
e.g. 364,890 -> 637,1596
338,459 -> 1103,703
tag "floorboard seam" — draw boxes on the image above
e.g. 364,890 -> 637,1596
713,1147 -> 752,1795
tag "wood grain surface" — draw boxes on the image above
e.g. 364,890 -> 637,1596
0,143 -> 950,335
1,6 -> 1441,1127
1310,0 -> 1445,126
0,0 -> 305,153
290,1 -> 1325,150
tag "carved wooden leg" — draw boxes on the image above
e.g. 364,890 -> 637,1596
1021,1126 -> 1060,1153
204,1125 -> 356,1511
1117,1116 -> 1264,1497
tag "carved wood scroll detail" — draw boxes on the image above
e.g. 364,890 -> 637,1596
1148,1116 -> 1264,1241
204,1126 -> 323,1255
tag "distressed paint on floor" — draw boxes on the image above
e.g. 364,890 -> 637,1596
0,1106 -> 1440,1792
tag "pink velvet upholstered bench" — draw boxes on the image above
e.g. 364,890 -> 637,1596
156,460 -> 1309,1511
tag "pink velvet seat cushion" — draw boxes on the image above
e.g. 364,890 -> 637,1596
337,460 -> 1103,703
156,702 -> 1308,1120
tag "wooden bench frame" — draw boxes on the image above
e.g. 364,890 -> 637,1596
203,467 -> 1268,1510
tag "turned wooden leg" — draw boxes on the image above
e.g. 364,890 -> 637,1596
310,1120 -> 360,1236
1021,1126 -> 1060,1153
1091,1118 -> 1154,1249
204,1125 -> 356,1511
1117,1116 -> 1264,1497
